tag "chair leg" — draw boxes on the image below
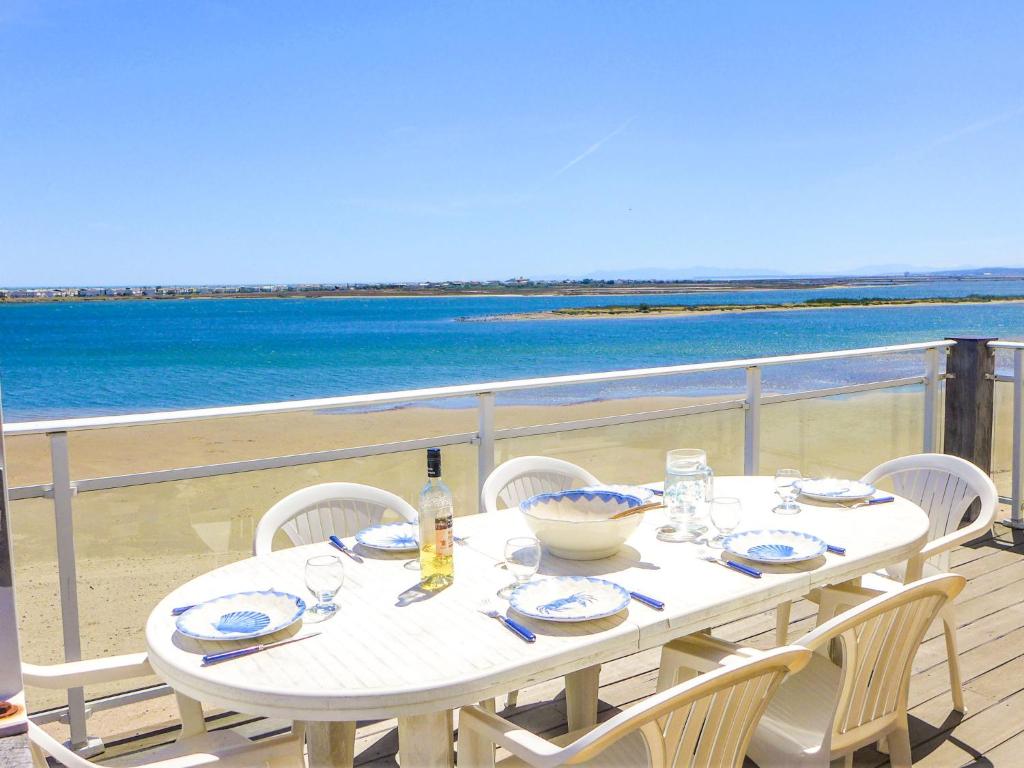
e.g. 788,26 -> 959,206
657,644 -> 699,693
776,600 -> 792,645
458,699 -> 496,768
886,719 -> 913,768
941,603 -> 966,713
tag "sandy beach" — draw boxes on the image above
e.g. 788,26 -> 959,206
466,297 -> 1024,322
7,389 -> 1014,713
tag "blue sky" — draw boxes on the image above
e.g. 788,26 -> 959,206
1,1 -> 1022,285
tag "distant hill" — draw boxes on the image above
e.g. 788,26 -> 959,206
535,265 -> 1024,281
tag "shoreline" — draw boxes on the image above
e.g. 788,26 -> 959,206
0,277 -> 974,304
464,296 -> 1024,322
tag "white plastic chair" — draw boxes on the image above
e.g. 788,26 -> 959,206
27,720 -> 303,768
801,453 -> 997,712
253,482 -> 418,555
481,456 -> 600,515
22,654 -> 208,745
658,573 -> 966,768
457,645 -> 811,768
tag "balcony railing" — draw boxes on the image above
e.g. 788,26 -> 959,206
0,339 -> 970,746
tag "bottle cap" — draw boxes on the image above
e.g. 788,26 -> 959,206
427,447 -> 441,477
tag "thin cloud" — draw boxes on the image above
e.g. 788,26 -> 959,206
920,103 -> 1024,154
550,117 -> 636,180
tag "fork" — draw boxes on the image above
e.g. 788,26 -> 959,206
477,600 -> 536,642
698,548 -> 762,578
842,496 -> 895,509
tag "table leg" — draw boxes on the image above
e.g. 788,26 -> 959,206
398,710 -> 454,768
304,721 -> 356,768
565,664 -> 601,731
174,692 -> 206,740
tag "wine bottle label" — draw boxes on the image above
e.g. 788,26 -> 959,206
435,513 -> 453,557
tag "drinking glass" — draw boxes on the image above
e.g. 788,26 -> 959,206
773,468 -> 802,514
658,448 -> 712,542
501,537 -> 542,596
709,496 -> 742,547
305,555 -> 345,621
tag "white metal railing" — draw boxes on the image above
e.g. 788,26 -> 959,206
3,339 -> 952,746
990,340 -> 1024,528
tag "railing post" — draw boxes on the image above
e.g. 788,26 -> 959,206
49,432 -> 100,754
476,393 -> 495,512
1008,348 -> 1024,529
744,366 -> 761,475
943,337 -> 996,473
922,345 -> 942,453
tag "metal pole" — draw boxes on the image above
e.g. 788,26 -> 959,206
48,432 -> 97,753
744,366 -> 761,475
923,345 -> 941,453
476,393 -> 496,512
1007,349 -> 1024,529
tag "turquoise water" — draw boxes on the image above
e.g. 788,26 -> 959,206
2,279 -> 1024,421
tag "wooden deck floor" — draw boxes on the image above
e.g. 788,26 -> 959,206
63,521 -> 1024,767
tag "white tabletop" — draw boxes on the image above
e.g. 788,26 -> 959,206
145,476 -> 929,722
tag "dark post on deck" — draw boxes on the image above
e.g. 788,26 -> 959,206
944,336 -> 997,474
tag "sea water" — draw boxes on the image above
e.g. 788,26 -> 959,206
2,279 -> 1024,420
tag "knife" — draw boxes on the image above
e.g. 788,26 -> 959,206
201,632 -> 323,666
329,535 -> 364,563
629,591 -> 665,610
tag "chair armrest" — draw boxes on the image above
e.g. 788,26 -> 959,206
459,705 -> 564,768
919,517 -> 992,561
662,633 -> 760,672
22,653 -> 152,689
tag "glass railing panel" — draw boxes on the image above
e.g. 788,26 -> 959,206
13,442 -> 476,714
495,408 -> 745,486
759,386 -> 929,478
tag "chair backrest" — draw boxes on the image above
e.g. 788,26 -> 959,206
558,646 -> 811,767
862,453 -> 998,572
253,482 -> 418,555
797,573 -> 965,754
481,456 -> 601,514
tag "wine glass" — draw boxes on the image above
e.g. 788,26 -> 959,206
773,468 -> 802,514
305,555 -> 345,621
501,537 -> 541,597
709,496 -> 742,547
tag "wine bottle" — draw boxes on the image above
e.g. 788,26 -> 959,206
418,447 -> 454,590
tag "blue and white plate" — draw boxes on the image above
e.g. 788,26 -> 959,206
355,522 -> 419,552
509,576 -> 630,623
175,590 -> 306,641
722,530 -> 827,564
579,484 -> 659,503
795,478 -> 876,502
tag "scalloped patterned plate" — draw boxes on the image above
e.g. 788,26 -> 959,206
175,590 -> 306,641
355,522 -> 419,552
722,529 -> 827,564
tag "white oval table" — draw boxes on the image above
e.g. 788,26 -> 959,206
146,476 -> 929,768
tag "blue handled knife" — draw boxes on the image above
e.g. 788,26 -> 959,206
201,632 -> 323,666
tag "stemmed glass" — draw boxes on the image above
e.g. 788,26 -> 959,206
305,555 -> 345,621
500,537 -> 541,597
709,497 -> 742,548
773,468 -> 802,515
